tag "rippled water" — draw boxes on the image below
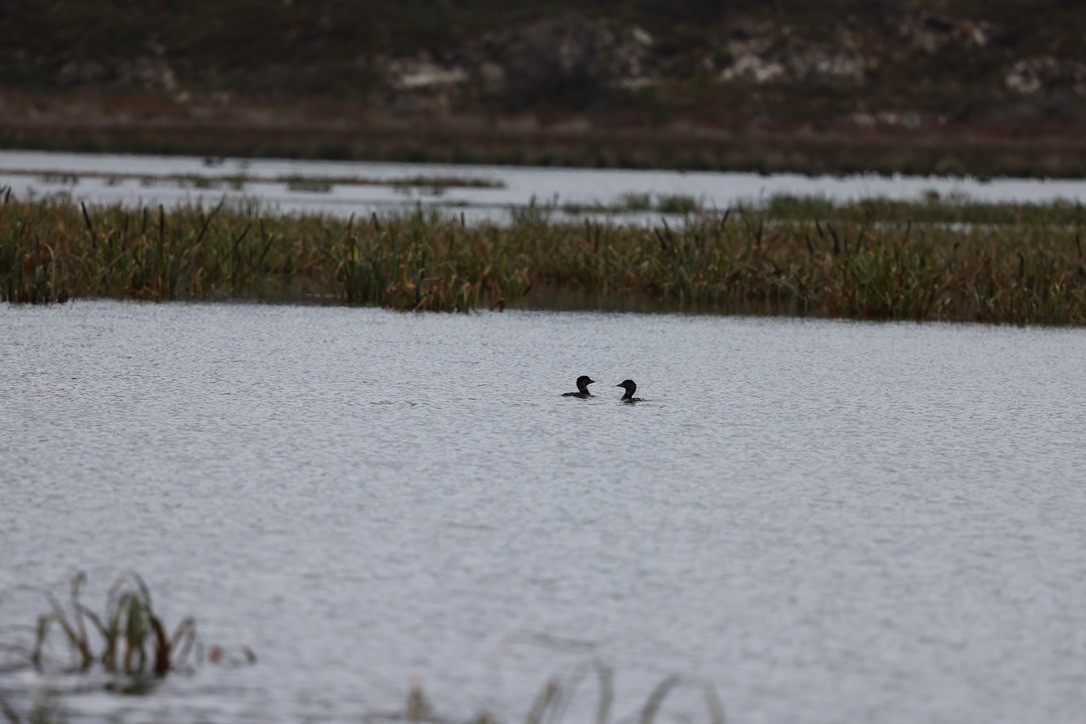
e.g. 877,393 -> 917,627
5,150 -> 1086,222
2,301 -> 1085,723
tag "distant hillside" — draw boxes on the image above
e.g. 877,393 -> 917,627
2,0 -> 1085,175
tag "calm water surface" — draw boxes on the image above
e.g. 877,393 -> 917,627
1,301 -> 1085,723
5,150 -> 1086,222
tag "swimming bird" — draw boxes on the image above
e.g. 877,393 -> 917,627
616,379 -> 644,402
562,375 -> 595,398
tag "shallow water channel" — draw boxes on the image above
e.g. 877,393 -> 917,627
2,301 -> 1085,723
5,150 -> 1086,223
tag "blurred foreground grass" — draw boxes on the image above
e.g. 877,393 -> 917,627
0,573 -> 720,724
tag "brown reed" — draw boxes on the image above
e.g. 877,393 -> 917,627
2,193 -> 1084,324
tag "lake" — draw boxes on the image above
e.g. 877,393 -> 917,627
1,300 -> 1084,723
4,150 -> 1086,223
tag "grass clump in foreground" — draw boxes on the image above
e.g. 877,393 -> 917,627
0,573 -> 720,723
2,189 -> 1086,324
364,663 -> 724,724
0,572 -> 254,722
0,573 -> 254,720
0,571 -> 254,679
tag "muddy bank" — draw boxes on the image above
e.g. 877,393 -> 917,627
2,96 -> 1084,178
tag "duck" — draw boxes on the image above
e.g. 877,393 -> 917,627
562,375 -> 595,398
616,379 -> 644,402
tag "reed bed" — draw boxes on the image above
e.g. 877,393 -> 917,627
5,169 -> 506,192
6,122 -> 1086,180
562,193 -> 701,216
760,193 -> 1086,226
2,191 -> 1085,324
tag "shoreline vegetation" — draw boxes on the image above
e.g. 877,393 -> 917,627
2,167 -> 506,194
4,116 -> 1085,180
3,190 -> 1084,325
4,1 -> 1086,179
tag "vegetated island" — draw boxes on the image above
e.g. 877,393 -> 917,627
1,0 -> 1085,178
4,191 -> 1085,326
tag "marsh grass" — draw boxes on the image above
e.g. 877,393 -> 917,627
617,193 -> 653,212
562,193 -> 699,216
1,168 -> 503,193
37,173 -> 78,186
655,194 -> 700,215
522,664 -> 724,724
389,176 -> 504,190
2,192 -> 1085,324
760,193 -> 1086,226
0,572 -> 254,679
284,176 -> 334,193
0,573 -> 254,724
2,576 -> 716,724
0,573 -> 197,678
0,661 -> 719,724
5,121 -> 1086,179
362,665 -> 724,724
186,176 -> 219,190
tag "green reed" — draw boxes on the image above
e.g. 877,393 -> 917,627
2,192 -> 1085,324
0,573 -> 190,677
0,572 -> 254,680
